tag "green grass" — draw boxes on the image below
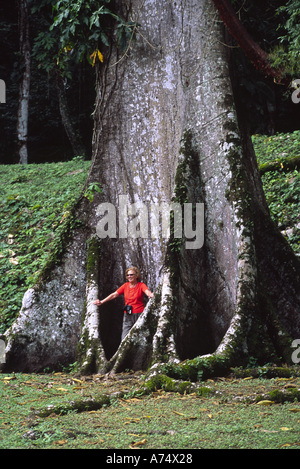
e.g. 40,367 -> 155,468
0,372 -> 299,449
0,157 -> 91,333
252,131 -> 300,252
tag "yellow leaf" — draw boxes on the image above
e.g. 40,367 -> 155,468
257,400 -> 274,406
280,427 -> 291,431
90,49 -> 103,66
97,50 -> 104,63
289,408 -> 300,413
55,387 -> 68,392
54,439 -> 67,446
208,414 -> 213,419
90,51 -> 96,65
172,411 -> 185,416
72,378 -> 83,384
132,439 -> 147,447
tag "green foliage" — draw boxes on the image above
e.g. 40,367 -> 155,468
0,159 -> 90,333
30,0 -> 138,74
252,131 -> 300,253
83,182 -> 102,202
270,0 -> 300,77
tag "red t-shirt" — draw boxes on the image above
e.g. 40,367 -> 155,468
117,282 -> 148,314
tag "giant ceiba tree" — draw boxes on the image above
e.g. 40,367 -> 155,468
2,0 -> 299,379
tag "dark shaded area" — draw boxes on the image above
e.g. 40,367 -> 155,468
0,1 -> 94,164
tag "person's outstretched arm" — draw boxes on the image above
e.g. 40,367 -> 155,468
93,291 -> 119,306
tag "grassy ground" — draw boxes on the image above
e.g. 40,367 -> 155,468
252,131 -> 300,253
0,371 -> 299,449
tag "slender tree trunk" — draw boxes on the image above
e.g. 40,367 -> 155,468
2,0 -> 299,377
212,0 -> 284,81
17,0 -> 30,165
56,69 -> 86,158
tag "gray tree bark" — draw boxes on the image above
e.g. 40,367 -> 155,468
2,0 -> 299,377
17,0 -> 31,165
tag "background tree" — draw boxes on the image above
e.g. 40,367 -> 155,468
2,0 -> 300,379
17,0 -> 31,164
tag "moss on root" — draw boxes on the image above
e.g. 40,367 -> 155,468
144,373 -> 213,396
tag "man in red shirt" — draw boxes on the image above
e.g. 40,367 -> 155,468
93,266 -> 153,340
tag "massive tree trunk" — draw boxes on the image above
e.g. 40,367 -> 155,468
2,0 -> 299,377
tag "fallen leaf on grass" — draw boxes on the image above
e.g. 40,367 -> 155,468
280,427 -> 292,431
125,418 -> 141,424
72,378 -> 83,384
289,408 -> 300,413
54,440 -> 68,446
130,438 -> 147,448
257,429 -> 278,433
256,400 -> 274,406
